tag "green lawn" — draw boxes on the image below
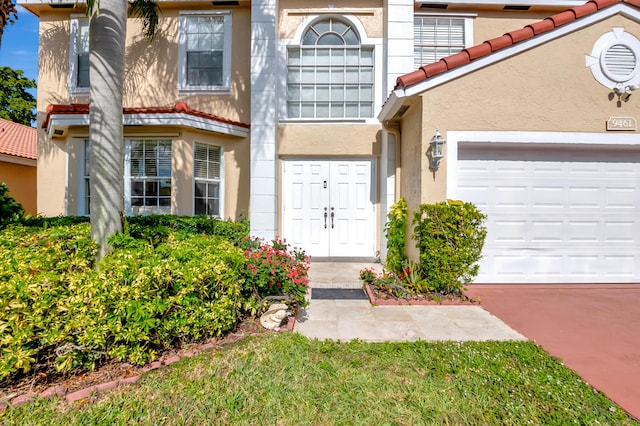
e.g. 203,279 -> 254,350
2,333 -> 635,425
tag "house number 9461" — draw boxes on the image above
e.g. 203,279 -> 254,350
607,116 -> 637,131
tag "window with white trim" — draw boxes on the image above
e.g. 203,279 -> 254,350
69,17 -> 90,91
414,16 -> 470,68
82,139 -> 173,216
178,11 -> 232,92
194,143 -> 223,217
127,140 -> 172,215
287,17 -> 374,119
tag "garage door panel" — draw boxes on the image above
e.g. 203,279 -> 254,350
603,221 -> 636,242
495,186 -> 527,207
569,187 -> 600,208
458,146 -> 640,283
530,256 -> 564,278
606,187 -> 636,209
493,220 -> 528,242
531,221 -> 563,242
532,185 -> 565,207
567,221 -> 600,242
606,256 -> 637,277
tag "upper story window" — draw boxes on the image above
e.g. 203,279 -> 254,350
178,11 -> 232,93
414,16 -> 472,68
287,17 -> 374,119
69,17 -> 90,93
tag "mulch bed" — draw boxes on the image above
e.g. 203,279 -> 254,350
0,315 -> 295,410
364,284 -> 478,306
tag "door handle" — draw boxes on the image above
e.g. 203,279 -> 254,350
330,207 -> 334,229
324,207 -> 328,229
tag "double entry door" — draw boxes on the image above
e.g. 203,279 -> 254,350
282,159 -> 376,258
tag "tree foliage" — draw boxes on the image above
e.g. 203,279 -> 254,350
0,0 -> 17,48
0,66 -> 36,126
0,182 -> 24,229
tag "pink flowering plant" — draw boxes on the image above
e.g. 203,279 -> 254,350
243,237 -> 310,307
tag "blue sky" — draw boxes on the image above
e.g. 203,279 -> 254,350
0,5 -> 40,85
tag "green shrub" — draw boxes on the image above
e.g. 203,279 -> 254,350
19,215 -> 89,228
0,224 -> 249,381
384,198 -> 407,275
412,200 -> 487,294
0,182 -> 24,229
19,215 -> 249,246
60,232 -> 248,369
243,238 -> 310,308
0,224 -> 97,379
126,215 -> 249,246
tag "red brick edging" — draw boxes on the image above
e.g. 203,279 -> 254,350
0,317 -> 296,412
364,284 -> 477,306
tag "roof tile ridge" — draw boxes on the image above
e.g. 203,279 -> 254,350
43,103 -> 251,130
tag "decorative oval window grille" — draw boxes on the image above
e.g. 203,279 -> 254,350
586,28 -> 640,91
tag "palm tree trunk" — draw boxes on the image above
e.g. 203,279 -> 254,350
89,0 -> 127,259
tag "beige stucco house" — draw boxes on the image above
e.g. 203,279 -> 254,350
20,0 -> 638,281
380,0 -> 640,283
0,118 -> 37,215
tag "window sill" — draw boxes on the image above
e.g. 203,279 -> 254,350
279,118 -> 375,124
69,87 -> 90,98
178,87 -> 232,96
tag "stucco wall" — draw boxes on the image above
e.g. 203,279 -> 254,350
37,6 -> 251,122
412,14 -> 640,203
0,160 -> 37,215
278,124 -> 381,157
36,5 -> 252,217
279,0 -> 383,40
472,13 -> 555,45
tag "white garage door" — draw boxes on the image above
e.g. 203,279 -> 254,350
457,145 -> 640,283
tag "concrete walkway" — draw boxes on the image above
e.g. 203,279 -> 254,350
294,262 -> 525,342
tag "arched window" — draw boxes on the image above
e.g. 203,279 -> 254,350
287,18 -> 374,119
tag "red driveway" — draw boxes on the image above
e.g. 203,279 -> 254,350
466,284 -> 640,421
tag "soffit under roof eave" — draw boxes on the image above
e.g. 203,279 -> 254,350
378,92 -> 407,123
46,113 -> 249,138
0,153 -> 37,166
401,3 -> 640,98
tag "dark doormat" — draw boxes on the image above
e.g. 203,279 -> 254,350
312,288 -> 368,300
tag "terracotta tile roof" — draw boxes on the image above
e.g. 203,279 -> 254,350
42,102 -> 250,130
396,0 -> 640,89
0,118 -> 37,160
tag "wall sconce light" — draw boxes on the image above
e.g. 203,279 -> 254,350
613,83 -> 639,102
428,130 -> 446,171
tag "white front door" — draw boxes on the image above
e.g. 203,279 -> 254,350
282,159 -> 376,258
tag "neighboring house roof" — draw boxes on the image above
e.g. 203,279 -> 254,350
396,0 -> 640,90
43,102 -> 251,138
0,118 -> 37,161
